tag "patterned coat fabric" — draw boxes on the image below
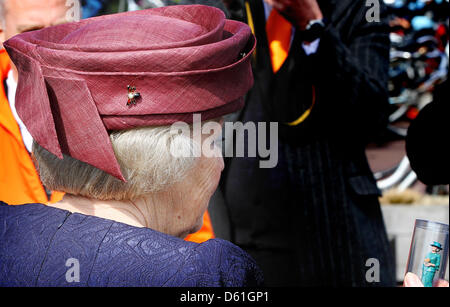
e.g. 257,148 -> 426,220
0,202 -> 264,287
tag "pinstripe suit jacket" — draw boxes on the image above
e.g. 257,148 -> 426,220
220,0 -> 396,286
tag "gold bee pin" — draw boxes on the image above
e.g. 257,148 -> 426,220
127,85 -> 141,106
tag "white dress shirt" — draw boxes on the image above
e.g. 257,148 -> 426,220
6,70 -> 34,153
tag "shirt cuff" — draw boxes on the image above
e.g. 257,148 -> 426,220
302,38 -> 320,56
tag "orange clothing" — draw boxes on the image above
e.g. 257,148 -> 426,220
0,49 -> 63,205
185,211 -> 215,243
266,8 -> 293,73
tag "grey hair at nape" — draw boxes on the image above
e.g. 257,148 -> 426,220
32,125 -> 198,201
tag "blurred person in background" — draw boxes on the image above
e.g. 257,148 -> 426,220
82,0 -> 110,18
215,0 -> 397,286
0,0 -> 69,205
406,79 -> 449,186
0,0 -> 214,244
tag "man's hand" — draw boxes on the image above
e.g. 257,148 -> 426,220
264,0 -> 323,30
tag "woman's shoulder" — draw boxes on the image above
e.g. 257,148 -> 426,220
94,229 -> 265,287
85,225 -> 264,287
188,238 -> 265,287
0,203 -> 264,287
195,238 -> 256,264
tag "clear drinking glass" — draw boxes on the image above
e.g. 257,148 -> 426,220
406,219 -> 449,287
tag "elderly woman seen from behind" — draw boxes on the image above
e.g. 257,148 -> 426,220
0,5 -> 262,287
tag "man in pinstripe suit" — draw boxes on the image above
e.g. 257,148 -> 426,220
216,0 -> 396,286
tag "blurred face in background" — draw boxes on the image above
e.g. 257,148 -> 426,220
0,0 -> 70,79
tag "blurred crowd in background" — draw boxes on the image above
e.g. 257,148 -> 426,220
81,0 -> 227,18
368,0 -> 449,203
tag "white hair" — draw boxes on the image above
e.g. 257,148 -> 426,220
33,125 -> 198,201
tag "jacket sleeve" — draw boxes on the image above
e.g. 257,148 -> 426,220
435,255 -> 441,272
311,2 -> 391,144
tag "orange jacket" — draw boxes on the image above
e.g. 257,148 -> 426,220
185,211 -> 215,243
0,49 -> 63,205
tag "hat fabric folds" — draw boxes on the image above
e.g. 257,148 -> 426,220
4,5 -> 256,181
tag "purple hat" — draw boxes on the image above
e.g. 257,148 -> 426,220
4,5 -> 256,181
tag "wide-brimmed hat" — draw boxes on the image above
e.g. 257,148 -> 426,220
4,5 -> 255,181
431,241 -> 443,250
